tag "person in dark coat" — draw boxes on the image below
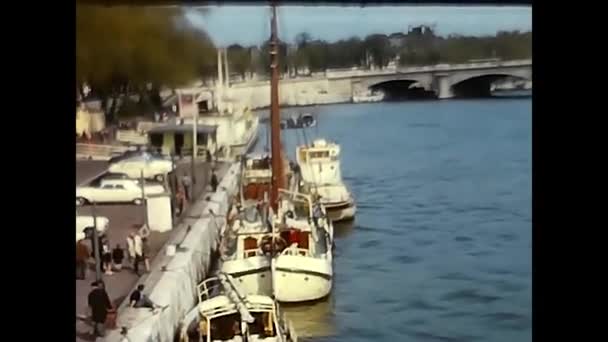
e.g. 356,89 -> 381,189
129,284 -> 158,310
181,174 -> 192,201
88,281 -> 112,337
112,244 -> 125,272
76,239 -> 90,280
210,170 -> 219,192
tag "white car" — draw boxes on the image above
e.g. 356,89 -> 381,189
108,155 -> 173,182
76,179 -> 165,206
76,214 -> 109,241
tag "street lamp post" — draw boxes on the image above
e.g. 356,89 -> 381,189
192,94 -> 198,185
91,202 -> 102,281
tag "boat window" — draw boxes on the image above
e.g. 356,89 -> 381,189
251,158 -> 270,170
309,151 -> 330,160
243,236 -> 258,257
294,202 -> 310,218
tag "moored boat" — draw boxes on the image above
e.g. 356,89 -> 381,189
178,273 -> 296,342
295,138 -> 356,222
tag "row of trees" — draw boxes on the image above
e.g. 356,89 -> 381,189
225,29 -> 532,77
77,6 -> 531,121
76,6 -> 216,121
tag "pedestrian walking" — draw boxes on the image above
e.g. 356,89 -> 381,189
102,239 -> 113,275
126,233 -> 135,265
210,170 -> 219,192
133,232 -> 144,275
112,244 -> 125,272
76,238 -> 90,280
126,232 -> 144,275
176,185 -> 186,215
205,149 -> 212,163
88,281 -> 112,338
142,237 -> 151,273
181,174 -> 192,201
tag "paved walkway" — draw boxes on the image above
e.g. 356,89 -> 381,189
75,160 -> 228,341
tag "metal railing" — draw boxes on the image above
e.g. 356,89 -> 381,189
116,130 -> 148,145
76,143 -> 130,160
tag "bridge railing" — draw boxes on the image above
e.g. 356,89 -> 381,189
326,59 -> 532,79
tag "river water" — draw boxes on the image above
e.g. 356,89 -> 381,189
255,98 -> 531,342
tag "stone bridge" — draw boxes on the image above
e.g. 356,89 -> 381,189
326,59 -> 532,99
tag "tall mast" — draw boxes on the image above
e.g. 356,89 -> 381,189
269,3 -> 284,209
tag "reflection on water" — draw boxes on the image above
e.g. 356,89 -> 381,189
281,297 -> 336,339
255,99 -> 531,342
333,220 -> 355,239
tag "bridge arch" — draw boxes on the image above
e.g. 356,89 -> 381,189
368,79 -> 436,100
449,71 -> 531,98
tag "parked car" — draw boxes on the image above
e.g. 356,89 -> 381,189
108,149 -> 165,164
76,179 -> 165,206
76,214 -> 109,241
108,154 -> 173,182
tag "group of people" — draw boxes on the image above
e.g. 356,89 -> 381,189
126,230 -> 151,276
76,229 -> 152,280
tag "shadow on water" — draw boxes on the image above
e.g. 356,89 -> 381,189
333,220 -> 355,239
281,296 -> 336,339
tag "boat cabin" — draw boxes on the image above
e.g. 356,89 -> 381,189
189,278 -> 281,342
226,192 -> 315,259
275,190 -> 324,257
241,153 -> 272,201
296,139 -> 342,186
240,153 -> 293,201
147,118 -> 218,157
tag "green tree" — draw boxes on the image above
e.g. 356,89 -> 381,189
363,34 -> 392,69
76,5 -> 216,121
227,44 -> 253,81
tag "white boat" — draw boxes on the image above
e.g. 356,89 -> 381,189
178,273 -> 296,342
271,190 -> 334,302
295,138 -> 356,222
220,4 -> 334,304
220,157 -> 334,302
149,48 -> 259,161
280,113 -> 316,130
352,89 -> 384,103
197,104 -> 259,160
220,202 -> 273,297
219,153 -> 297,298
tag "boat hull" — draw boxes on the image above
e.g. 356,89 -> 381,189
273,255 -> 332,302
220,256 -> 272,296
325,201 -> 356,222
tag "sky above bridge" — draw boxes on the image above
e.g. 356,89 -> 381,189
185,5 -> 532,47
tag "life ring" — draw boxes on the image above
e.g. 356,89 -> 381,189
284,210 -> 295,221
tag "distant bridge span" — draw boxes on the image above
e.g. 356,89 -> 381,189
326,59 -> 532,99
